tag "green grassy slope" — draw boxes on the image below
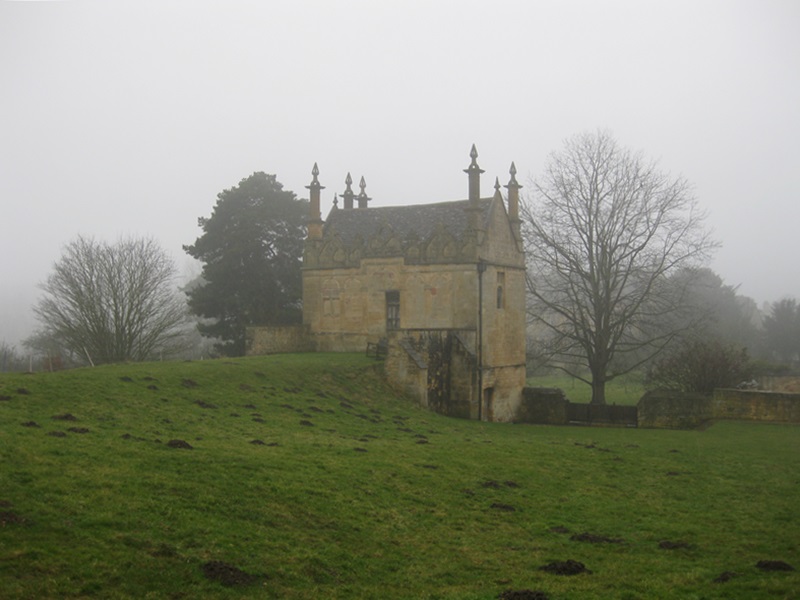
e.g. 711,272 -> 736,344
1,354 -> 798,599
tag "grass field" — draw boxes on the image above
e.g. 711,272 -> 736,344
1,354 -> 798,599
527,374 -> 645,406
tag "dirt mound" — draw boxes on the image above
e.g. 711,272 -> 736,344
539,560 -> 591,575
167,439 -> 193,449
201,561 -> 258,587
570,532 -> 623,544
67,427 -> 90,434
756,560 -> 794,571
490,503 -> 516,512
658,540 -> 692,550
52,413 -> 77,421
498,589 -> 550,599
0,511 -> 26,526
47,431 -> 67,437
713,571 -> 737,583
21,421 -> 40,428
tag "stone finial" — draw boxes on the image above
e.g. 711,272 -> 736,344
508,161 -> 519,186
504,161 -> 522,239
464,144 -> 484,203
306,163 -> 325,240
307,162 -> 323,190
342,172 -> 355,209
357,176 -> 371,209
332,193 -> 339,209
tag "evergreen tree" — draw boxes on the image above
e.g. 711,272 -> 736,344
184,172 -> 307,355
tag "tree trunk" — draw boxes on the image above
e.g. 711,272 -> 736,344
590,378 -> 606,405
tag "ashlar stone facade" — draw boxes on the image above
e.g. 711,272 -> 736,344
301,146 -> 527,421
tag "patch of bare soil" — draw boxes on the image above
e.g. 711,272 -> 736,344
47,431 -> 67,437
21,421 -> 40,428
549,526 -> 570,534
490,503 -> 516,512
194,400 -> 217,409
181,379 -> 198,388
756,560 -> 794,571
52,413 -> 77,421
713,571 -> 738,583
299,420 -> 314,427
167,439 -> 193,449
481,480 -> 520,489
497,590 -> 550,599
539,560 -> 592,575
0,395 -> 11,401
658,540 -> 692,550
149,543 -> 178,558
67,427 -> 90,434
250,439 -> 266,445
201,561 -> 258,587
0,511 -> 26,526
16,388 -> 30,395
570,532 -> 623,544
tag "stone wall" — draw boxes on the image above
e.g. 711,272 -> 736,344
711,388 -> 800,422
516,387 -> 569,425
637,389 -> 800,428
245,325 -> 315,355
384,334 -> 429,409
384,329 -> 480,419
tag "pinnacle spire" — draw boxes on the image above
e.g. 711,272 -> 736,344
357,175 -> 371,208
306,162 -> 324,190
342,172 -> 355,209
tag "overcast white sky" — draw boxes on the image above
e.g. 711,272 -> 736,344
1,0 -> 798,346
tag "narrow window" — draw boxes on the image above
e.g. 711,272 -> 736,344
496,272 -> 505,309
386,290 -> 400,330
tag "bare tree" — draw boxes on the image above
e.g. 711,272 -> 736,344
521,131 -> 718,404
33,236 -> 189,365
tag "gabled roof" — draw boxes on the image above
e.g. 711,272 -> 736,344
322,198 -> 494,244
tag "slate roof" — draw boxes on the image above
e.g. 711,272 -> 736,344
322,198 -> 494,245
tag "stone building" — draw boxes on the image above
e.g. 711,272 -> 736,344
248,146 -> 527,421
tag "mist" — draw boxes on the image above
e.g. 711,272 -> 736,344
2,0 -> 798,347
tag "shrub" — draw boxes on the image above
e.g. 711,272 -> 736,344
646,339 -> 752,394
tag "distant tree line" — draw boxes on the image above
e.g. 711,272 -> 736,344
16,132 -> 799,386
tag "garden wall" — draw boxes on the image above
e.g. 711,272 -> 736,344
517,387 -> 569,425
638,389 -> 800,428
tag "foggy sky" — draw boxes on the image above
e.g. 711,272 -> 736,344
2,0 -> 799,346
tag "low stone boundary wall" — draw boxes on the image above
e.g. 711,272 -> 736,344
517,387 -> 569,424
711,388 -> 800,423
245,325 -> 315,355
637,391 -> 712,429
638,389 -> 800,428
